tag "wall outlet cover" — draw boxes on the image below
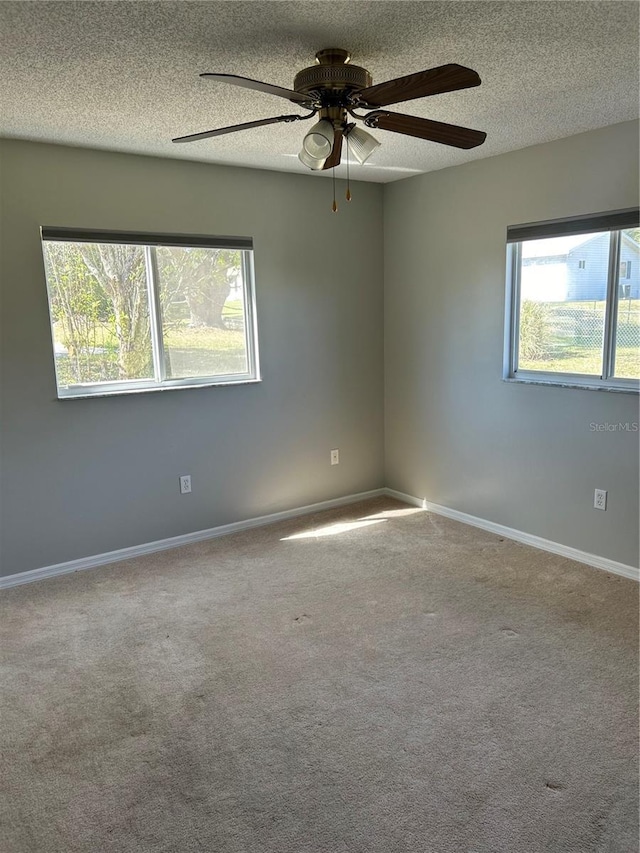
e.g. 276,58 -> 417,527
594,488 -> 607,510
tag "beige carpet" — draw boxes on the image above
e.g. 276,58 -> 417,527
1,497 -> 638,853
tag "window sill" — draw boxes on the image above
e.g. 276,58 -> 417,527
503,376 -> 639,394
56,377 -> 262,400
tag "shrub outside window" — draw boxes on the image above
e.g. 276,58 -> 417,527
505,210 -> 639,391
41,228 -> 260,398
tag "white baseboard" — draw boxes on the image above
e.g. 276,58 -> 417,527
0,488 -> 386,590
3,486 -> 637,589
385,488 -> 639,582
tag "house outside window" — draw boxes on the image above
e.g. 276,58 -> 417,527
41,228 -> 260,398
504,209 -> 639,391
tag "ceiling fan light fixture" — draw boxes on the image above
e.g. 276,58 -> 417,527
298,147 -> 327,170
345,126 -> 381,165
175,51 -> 487,197
302,119 -> 335,159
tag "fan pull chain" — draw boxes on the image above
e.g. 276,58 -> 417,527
332,167 -> 337,213
345,136 -> 352,202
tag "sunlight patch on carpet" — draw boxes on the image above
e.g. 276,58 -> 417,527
361,507 -> 424,520
281,519 -> 385,540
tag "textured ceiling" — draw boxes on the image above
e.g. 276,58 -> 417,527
0,1 -> 638,183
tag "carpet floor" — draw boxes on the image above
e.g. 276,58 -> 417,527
1,497 -> 638,853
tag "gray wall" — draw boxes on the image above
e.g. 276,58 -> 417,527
384,120 -> 639,568
2,122 -> 638,579
0,140 -> 385,576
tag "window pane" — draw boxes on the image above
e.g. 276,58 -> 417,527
43,241 -> 152,388
614,229 -> 640,379
517,232 -> 609,375
155,246 -> 249,379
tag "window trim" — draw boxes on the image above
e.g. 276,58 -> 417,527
504,209 -> 639,393
41,228 -> 261,399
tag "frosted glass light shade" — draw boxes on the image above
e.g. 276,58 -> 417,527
302,119 -> 334,159
298,148 -> 327,170
345,126 -> 381,165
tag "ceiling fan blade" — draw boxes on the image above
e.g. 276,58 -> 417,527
364,111 -> 486,149
172,114 -> 303,143
354,64 -> 481,108
322,127 -> 344,170
200,73 -> 315,106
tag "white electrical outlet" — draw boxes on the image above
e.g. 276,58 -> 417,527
179,475 -> 192,495
594,488 -> 607,511
330,449 -> 339,466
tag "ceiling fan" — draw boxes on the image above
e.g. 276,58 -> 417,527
172,48 -> 487,173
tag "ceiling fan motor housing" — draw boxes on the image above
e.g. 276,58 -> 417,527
294,48 -> 372,102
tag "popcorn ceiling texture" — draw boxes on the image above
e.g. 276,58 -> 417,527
0,1 -> 637,182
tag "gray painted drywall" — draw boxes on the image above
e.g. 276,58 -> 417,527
384,120 -> 639,568
0,140 -> 384,576
2,122 -> 638,579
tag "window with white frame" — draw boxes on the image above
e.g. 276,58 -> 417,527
505,209 -> 639,391
41,228 -> 260,398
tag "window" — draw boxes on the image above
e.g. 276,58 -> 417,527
505,209 -> 639,391
41,228 -> 259,398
